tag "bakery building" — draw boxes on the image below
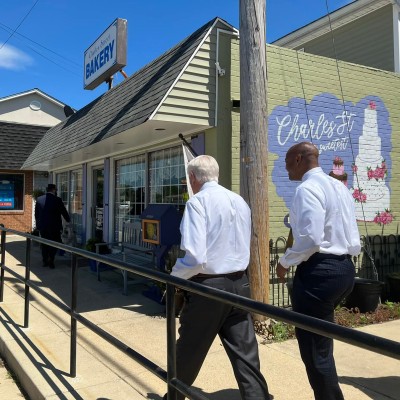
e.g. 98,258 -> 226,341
22,15 -> 400,247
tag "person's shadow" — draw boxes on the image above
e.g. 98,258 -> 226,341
339,375 -> 400,399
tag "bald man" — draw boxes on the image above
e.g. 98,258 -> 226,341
276,142 -> 361,400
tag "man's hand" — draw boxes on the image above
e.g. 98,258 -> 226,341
276,263 -> 288,284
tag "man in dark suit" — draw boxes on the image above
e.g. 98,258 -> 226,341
35,184 -> 70,268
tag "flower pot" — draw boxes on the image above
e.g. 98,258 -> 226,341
387,273 -> 400,302
344,278 -> 384,313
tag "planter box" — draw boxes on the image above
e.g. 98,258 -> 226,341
387,273 -> 400,302
344,278 -> 384,313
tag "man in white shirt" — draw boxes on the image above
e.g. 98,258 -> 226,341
165,155 -> 270,400
276,142 -> 361,400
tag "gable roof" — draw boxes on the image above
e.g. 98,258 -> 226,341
272,0 -> 391,48
23,17 -> 233,170
0,88 -> 70,109
0,122 -> 49,169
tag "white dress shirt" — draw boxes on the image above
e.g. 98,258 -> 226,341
171,181 -> 251,280
280,167 -> 361,268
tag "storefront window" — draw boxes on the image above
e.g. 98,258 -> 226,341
0,174 -> 24,211
114,155 -> 146,240
149,146 -> 187,212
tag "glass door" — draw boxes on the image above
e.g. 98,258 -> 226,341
92,167 -> 104,240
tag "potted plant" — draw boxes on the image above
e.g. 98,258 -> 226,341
32,189 -> 45,200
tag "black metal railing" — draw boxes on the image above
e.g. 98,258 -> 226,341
1,227 -> 400,400
269,234 -> 400,307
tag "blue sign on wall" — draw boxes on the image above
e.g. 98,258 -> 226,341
0,182 -> 15,209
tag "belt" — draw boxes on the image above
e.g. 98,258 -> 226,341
192,270 -> 246,280
310,253 -> 352,261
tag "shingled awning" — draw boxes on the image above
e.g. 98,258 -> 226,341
22,17 -> 233,171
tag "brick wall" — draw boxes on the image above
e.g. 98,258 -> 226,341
0,170 -> 33,233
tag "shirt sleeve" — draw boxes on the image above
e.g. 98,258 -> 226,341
171,197 -> 207,280
280,186 -> 325,268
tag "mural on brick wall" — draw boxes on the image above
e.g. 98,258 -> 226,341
268,93 -> 393,228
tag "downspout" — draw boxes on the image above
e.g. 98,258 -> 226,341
392,1 -> 400,72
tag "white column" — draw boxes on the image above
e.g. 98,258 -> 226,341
392,2 -> 400,73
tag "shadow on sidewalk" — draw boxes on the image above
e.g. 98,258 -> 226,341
147,388 -> 242,400
339,375 -> 400,399
0,307 -> 83,400
2,239 -> 165,317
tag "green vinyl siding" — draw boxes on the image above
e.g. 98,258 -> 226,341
155,21 -> 233,126
296,5 -> 394,72
229,41 -> 400,239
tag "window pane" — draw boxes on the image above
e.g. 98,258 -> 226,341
114,154 -> 146,241
149,146 -> 187,212
56,172 -> 69,207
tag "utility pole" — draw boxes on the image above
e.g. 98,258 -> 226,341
239,0 -> 269,315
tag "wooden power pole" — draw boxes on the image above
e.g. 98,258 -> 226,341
239,0 -> 270,314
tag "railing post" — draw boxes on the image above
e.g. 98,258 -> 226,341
70,253 -> 78,377
0,229 -> 6,302
24,237 -> 31,328
166,283 -> 177,400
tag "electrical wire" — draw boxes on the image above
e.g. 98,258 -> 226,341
0,21 -> 81,69
0,23 -> 80,76
324,0 -> 378,280
0,0 -> 40,52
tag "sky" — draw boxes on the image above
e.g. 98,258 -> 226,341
0,0 -> 353,111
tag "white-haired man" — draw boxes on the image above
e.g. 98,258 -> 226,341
164,155 -> 270,400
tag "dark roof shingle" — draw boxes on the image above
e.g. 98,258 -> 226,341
0,122 -> 49,169
23,17 -> 220,169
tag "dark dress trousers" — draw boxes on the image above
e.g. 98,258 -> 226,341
292,253 -> 355,400
174,272 -> 269,400
35,193 -> 70,266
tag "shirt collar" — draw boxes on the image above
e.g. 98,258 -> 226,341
199,180 -> 218,191
302,167 -> 323,182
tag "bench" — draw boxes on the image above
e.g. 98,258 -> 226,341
95,220 -> 156,295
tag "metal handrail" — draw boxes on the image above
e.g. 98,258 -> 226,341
1,227 -> 400,400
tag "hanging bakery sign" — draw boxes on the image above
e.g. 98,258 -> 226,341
84,18 -> 127,90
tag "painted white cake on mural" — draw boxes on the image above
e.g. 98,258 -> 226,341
351,101 -> 390,221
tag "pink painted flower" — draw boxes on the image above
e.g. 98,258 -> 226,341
369,101 -> 376,110
374,209 -> 394,226
367,161 -> 387,181
352,163 -> 358,173
352,188 -> 367,203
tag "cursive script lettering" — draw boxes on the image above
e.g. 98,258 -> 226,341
276,111 -> 356,146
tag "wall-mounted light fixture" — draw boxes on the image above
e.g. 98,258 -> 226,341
215,62 -> 225,77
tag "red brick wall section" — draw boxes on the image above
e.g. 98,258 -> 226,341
0,170 -> 33,234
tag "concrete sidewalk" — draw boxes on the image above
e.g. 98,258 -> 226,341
0,236 -> 399,400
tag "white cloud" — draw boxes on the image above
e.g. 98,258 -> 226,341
0,44 -> 34,70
